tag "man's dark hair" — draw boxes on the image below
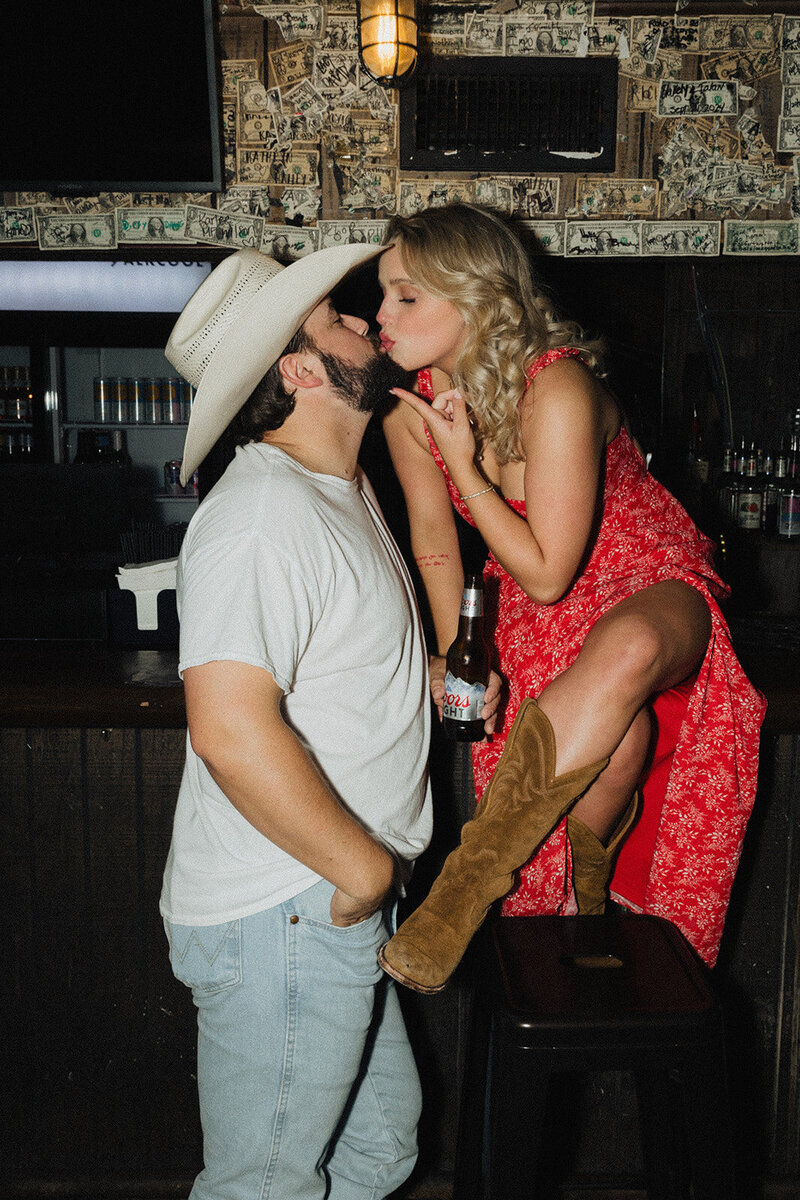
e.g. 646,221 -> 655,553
228,323 -> 314,445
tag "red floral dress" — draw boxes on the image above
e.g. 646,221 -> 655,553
418,349 -> 765,966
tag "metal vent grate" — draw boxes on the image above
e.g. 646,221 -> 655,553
399,56 -> 618,173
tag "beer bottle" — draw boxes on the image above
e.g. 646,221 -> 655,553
716,446 -> 735,520
765,452 -> 786,535
443,575 -> 490,742
735,444 -> 762,532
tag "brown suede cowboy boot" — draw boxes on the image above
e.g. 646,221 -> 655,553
378,698 -> 610,994
566,792 -> 640,915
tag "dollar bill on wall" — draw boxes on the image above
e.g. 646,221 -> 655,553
312,49 -> 361,105
0,206 -> 36,242
116,207 -> 193,243
184,204 -> 264,249
698,15 -> 777,52
398,179 -> 476,215
783,52 -> 800,85
657,79 -> 738,117
216,187 -> 273,217
782,16 -> 800,52
503,19 -> 582,56
722,220 -> 800,254
221,59 -> 260,99
575,177 -> 658,217
236,147 -> 319,187
516,1 -> 594,19
565,221 -> 642,256
317,219 -> 388,248
254,5 -> 325,41
642,220 -> 720,256
277,187 -> 322,222
268,41 -> 314,89
464,13 -> 505,54
777,117 -> 800,152
519,220 -> 566,255
496,176 -> 560,218
261,223 -> 319,260
37,213 -> 117,250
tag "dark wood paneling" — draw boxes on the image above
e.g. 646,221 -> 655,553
3,726 -> 199,1190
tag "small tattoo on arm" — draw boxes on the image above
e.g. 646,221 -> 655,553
415,553 -> 451,568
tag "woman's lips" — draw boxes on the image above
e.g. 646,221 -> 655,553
379,333 -> 395,352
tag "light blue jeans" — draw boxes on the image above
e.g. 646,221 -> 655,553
165,879 -> 421,1200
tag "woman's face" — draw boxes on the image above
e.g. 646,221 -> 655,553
376,243 -> 468,378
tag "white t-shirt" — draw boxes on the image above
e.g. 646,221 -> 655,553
160,441 -> 433,926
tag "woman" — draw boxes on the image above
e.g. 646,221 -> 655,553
375,204 -> 765,992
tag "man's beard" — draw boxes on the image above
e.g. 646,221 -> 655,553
318,342 -> 413,417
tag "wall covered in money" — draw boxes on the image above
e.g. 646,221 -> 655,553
2,2 -> 800,258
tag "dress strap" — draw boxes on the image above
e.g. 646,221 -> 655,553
527,346 -> 583,383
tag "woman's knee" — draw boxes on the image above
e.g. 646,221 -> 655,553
581,609 -> 668,695
581,586 -> 710,695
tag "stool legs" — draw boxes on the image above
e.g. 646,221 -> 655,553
486,1037 -> 552,1200
635,1069 -> 689,1200
453,916 -> 736,1200
681,1028 -> 737,1200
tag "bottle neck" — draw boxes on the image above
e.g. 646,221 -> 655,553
459,577 -> 484,621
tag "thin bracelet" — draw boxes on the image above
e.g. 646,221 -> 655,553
459,484 -> 495,500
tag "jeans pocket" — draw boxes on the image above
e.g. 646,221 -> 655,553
165,919 -> 242,993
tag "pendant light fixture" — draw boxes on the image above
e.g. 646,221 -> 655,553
357,0 -> 418,88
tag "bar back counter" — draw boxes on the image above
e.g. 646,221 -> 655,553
1,623 -> 799,1200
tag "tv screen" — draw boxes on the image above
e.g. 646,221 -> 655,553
0,0 -> 223,194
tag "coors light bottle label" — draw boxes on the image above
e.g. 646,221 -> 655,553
443,672 -> 486,723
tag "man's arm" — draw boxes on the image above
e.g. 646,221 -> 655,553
183,659 -> 396,926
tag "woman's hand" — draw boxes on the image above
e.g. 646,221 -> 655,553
481,669 -> 502,737
391,386 -> 479,487
430,653 -> 503,741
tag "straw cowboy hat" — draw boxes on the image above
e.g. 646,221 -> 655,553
166,242 -> 384,485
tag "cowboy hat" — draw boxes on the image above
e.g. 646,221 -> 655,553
165,242 -> 384,485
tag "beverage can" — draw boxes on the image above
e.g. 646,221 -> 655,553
145,378 -> 162,424
129,377 -> 145,424
163,377 -> 181,424
109,377 -> 129,424
177,377 -> 192,423
94,377 -> 109,422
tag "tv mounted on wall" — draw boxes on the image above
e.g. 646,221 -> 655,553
0,0 -> 223,195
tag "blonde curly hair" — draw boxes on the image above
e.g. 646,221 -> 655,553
382,203 -> 606,464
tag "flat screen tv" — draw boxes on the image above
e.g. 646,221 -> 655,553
0,0 -> 223,194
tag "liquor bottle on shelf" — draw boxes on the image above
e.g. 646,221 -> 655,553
716,446 -> 736,521
111,430 -> 131,467
736,445 -> 763,532
761,453 -> 779,534
777,436 -> 800,541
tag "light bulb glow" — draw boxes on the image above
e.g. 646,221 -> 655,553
358,0 -> 417,84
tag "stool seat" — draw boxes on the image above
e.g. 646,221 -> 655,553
455,913 -> 735,1200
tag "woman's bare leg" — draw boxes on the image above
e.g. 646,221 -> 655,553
570,706 -> 652,842
536,580 -> 711,841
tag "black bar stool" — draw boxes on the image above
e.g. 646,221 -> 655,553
454,912 -> 735,1200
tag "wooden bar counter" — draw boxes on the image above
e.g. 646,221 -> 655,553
0,642 -> 185,728
1,625 -> 799,1198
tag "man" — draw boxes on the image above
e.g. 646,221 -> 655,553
160,244 -> 433,1200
